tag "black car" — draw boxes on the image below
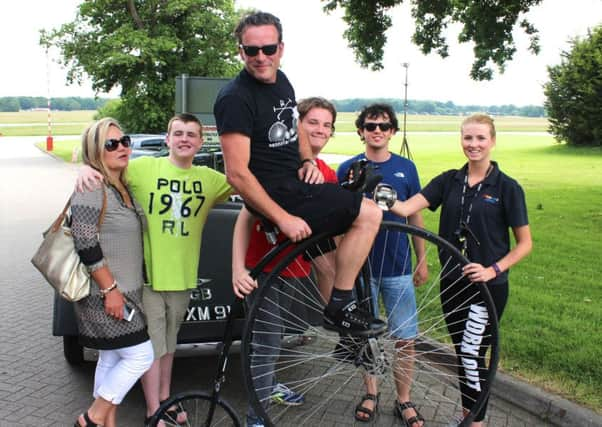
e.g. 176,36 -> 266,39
128,133 -> 167,159
128,134 -> 225,173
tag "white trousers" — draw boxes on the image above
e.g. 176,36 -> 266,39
93,340 -> 154,404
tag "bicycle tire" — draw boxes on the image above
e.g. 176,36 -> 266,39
241,220 -> 499,427
147,390 -> 241,427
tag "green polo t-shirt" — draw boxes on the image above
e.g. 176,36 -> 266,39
127,157 -> 232,291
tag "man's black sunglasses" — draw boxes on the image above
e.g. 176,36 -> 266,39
239,44 -> 279,57
104,135 -> 131,152
362,122 -> 394,132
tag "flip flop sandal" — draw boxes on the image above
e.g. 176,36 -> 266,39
354,392 -> 380,422
74,412 -> 98,427
394,400 -> 425,427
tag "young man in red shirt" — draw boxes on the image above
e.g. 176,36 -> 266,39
231,97 -> 339,427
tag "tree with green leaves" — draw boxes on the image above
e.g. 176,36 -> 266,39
322,0 -> 542,80
544,26 -> 602,147
41,0 -> 240,132
0,97 -> 20,112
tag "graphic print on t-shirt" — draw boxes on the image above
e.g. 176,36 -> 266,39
268,98 -> 298,148
147,177 -> 206,237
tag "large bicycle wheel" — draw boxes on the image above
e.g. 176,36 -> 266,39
242,221 -> 498,427
147,391 -> 241,426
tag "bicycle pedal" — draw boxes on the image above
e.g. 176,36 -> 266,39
323,302 -> 387,337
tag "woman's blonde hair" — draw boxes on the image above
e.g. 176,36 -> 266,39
81,117 -> 127,187
461,114 -> 496,138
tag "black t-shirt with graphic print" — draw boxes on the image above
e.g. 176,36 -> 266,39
214,68 -> 300,188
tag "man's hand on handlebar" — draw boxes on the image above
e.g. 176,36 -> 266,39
277,214 -> 312,243
232,268 -> 258,299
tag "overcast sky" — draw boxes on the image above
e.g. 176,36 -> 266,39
1,0 -> 600,106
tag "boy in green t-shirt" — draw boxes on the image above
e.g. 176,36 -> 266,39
77,113 -> 232,424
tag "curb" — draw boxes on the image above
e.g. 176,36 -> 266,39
493,372 -> 602,427
33,142 -> 63,161
416,339 -> 602,427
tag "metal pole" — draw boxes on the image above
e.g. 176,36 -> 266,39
400,62 -> 411,159
181,73 -> 188,113
46,48 -> 53,151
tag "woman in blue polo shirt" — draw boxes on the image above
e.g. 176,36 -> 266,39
388,113 -> 532,427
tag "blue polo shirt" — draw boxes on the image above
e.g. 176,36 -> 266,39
338,153 -> 421,277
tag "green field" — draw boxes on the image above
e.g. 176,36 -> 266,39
330,128 -> 602,412
1,110 -> 549,136
333,112 -> 550,133
0,110 -> 94,136
15,111 -> 602,412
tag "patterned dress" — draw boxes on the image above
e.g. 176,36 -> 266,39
71,184 -> 149,350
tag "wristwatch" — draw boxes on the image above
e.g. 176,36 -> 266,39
492,263 -> 502,277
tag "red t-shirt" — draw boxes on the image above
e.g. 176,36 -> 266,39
245,159 -> 337,277
316,158 -> 338,184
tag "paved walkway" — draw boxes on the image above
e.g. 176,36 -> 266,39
0,137 -> 599,426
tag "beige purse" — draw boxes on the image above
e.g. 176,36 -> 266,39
31,188 -> 106,302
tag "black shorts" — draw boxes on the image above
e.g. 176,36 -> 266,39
265,180 -> 363,236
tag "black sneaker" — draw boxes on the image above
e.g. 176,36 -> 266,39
323,301 -> 386,337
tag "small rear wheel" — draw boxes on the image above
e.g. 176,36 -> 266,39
147,391 -> 240,426
242,221 -> 499,427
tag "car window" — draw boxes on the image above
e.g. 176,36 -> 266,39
140,138 -> 165,151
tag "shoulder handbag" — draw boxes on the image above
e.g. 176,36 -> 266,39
31,187 -> 107,302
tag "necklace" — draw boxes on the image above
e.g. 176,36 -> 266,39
457,163 -> 493,255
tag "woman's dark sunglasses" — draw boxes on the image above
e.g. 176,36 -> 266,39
239,44 -> 279,57
363,122 -> 393,132
104,135 -> 131,152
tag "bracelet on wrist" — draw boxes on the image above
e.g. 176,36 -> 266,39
492,263 -> 502,277
100,280 -> 118,297
301,158 -> 317,167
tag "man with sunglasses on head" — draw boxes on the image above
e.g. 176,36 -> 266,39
337,103 -> 427,426
214,12 -> 385,342
76,113 -> 232,426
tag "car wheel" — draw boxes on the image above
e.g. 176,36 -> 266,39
63,335 -> 85,365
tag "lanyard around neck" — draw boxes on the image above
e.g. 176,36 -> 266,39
457,164 -> 492,254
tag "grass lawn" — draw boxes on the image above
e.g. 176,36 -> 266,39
29,113 -> 602,412
3,124 -> 89,136
0,110 -> 94,136
333,112 -> 550,133
328,130 -> 602,412
2,111 -> 548,136
0,110 -> 95,123
36,139 -> 82,163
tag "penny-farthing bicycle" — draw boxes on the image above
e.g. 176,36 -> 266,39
149,174 -> 499,427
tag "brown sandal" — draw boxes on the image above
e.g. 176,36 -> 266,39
354,393 -> 380,422
394,400 -> 424,427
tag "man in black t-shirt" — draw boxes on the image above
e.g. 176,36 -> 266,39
214,12 -> 385,338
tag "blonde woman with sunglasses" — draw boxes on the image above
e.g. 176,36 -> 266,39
72,118 -> 153,427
